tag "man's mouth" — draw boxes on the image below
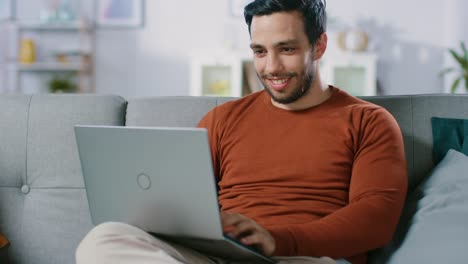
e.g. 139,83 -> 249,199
267,78 -> 290,91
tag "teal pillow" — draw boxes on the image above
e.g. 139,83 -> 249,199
431,117 -> 468,163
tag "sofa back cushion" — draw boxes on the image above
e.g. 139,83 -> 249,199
0,95 -> 126,264
126,96 -> 221,127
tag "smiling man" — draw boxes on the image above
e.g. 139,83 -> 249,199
249,10 -> 328,109
76,1 -> 407,263
197,1 -> 407,263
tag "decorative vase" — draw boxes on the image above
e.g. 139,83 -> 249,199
337,28 -> 369,52
19,39 -> 36,64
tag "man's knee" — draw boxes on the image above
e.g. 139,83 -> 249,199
76,222 -> 141,262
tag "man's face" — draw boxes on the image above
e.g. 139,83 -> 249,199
250,11 -> 315,104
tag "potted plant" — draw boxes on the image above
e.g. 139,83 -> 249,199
440,41 -> 468,93
48,75 -> 77,93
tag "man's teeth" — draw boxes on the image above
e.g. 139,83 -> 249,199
271,79 -> 288,85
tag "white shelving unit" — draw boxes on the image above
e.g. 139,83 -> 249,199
3,19 -> 95,93
190,51 -> 378,97
321,51 -> 377,96
190,50 -> 265,97
190,52 -> 245,97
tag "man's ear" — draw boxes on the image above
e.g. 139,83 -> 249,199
314,33 -> 328,59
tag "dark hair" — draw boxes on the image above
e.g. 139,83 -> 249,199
244,0 -> 326,45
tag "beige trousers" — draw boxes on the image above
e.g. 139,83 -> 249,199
76,222 -> 338,264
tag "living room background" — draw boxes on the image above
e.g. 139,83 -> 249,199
0,0 -> 467,98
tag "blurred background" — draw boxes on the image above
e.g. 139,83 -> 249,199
0,0 -> 467,98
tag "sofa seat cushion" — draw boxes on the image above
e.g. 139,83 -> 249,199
388,149 -> 468,263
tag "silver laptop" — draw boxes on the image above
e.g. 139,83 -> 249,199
74,125 -> 276,263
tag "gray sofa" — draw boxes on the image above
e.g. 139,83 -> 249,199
0,93 -> 467,264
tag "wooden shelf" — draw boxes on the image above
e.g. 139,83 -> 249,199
17,21 -> 91,31
10,62 -> 89,72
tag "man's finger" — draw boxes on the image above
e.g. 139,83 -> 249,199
241,233 -> 275,256
221,212 -> 246,227
240,232 -> 262,246
228,220 -> 256,238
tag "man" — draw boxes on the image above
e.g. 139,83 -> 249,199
76,0 -> 407,263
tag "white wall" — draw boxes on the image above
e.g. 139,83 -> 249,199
93,0 -> 468,97
442,0 -> 468,93
2,0 -> 467,97
93,1 -> 249,98
327,0 -> 448,95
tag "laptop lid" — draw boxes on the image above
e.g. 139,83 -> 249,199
74,125 -> 224,240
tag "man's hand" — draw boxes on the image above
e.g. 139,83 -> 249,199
221,211 -> 276,256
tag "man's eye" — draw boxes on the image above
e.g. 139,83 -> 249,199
253,50 -> 266,56
282,47 -> 295,52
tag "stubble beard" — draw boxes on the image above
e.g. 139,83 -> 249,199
259,64 -> 315,105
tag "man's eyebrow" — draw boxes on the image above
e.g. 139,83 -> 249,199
250,40 -> 299,49
275,40 -> 299,46
250,43 -> 264,49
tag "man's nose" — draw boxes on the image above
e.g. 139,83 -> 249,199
264,54 -> 283,75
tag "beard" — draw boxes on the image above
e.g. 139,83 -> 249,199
259,63 -> 315,105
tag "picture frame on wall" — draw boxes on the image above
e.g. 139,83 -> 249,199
96,0 -> 144,28
0,0 -> 14,21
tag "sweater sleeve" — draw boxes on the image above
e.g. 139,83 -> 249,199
268,108 -> 408,259
197,108 -> 222,183
0,233 -> 8,249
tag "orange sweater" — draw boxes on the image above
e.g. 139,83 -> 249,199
197,87 -> 407,263
0,233 -> 8,249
